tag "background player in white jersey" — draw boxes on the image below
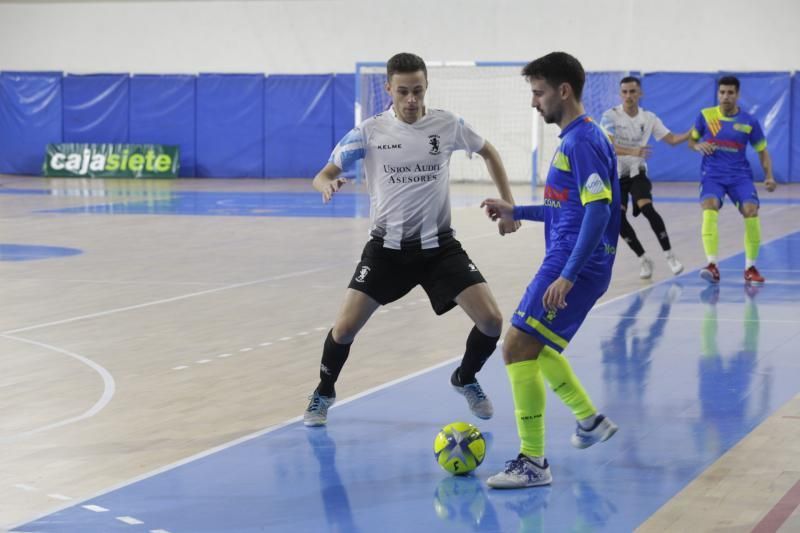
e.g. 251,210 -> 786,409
600,76 -> 690,279
303,52 -> 519,427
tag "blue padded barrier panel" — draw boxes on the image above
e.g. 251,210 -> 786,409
130,75 -> 196,177
792,74 -> 800,182
333,74 -> 355,143
729,72 -> 791,183
264,74 -> 334,178
642,72 -> 717,181
196,74 -> 264,178
333,74 -> 356,177
63,74 -> 129,143
0,71 -> 63,175
584,71 -> 626,123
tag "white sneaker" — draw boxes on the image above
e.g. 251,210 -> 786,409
487,454 -> 552,489
303,391 -> 335,427
666,253 -> 684,275
451,369 -> 494,419
571,414 -> 618,449
639,256 -> 654,279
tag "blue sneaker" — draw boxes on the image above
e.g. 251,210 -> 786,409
487,454 -> 552,489
571,414 -> 618,449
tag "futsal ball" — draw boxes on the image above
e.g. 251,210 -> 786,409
433,422 -> 486,475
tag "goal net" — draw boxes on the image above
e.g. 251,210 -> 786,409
356,62 -> 625,185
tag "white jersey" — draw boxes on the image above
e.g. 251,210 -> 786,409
600,105 -> 670,178
329,107 -> 485,250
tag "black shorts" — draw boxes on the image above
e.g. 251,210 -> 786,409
619,171 -> 653,216
347,238 -> 487,315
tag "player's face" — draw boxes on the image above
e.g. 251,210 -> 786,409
529,77 -> 562,124
620,82 -> 641,108
386,71 -> 427,124
718,85 -> 739,114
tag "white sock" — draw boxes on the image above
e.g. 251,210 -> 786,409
707,255 -> 717,264
579,413 -> 598,430
640,255 -> 650,263
664,249 -> 675,259
746,259 -> 756,269
524,455 -> 546,467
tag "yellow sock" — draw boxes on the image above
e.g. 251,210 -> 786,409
506,359 -> 546,457
744,216 -> 761,266
702,209 -> 719,262
538,346 -> 596,420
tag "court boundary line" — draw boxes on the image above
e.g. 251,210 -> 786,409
8,228 -> 800,531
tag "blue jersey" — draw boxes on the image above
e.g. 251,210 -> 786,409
691,106 -> 767,179
542,115 -> 620,279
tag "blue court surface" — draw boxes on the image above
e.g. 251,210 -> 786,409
13,228 -> 800,532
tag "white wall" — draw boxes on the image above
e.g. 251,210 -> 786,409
0,0 -> 798,74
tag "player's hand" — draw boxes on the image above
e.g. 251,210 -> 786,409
694,142 -> 716,156
498,218 -> 521,236
542,276 -> 574,312
765,176 -> 777,193
481,198 -> 515,222
322,177 -> 347,203
637,146 -> 653,159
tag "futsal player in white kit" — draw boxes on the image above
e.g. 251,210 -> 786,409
600,76 -> 690,279
303,52 -> 519,427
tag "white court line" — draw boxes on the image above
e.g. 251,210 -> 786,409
590,314 -> 800,324
0,335 -> 116,442
82,505 -> 108,513
9,227 -> 800,531
1,264 -> 349,336
116,516 -> 144,525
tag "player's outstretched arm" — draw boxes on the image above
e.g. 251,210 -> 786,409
312,163 -> 346,203
758,149 -> 777,192
662,130 -> 692,145
477,141 -> 520,235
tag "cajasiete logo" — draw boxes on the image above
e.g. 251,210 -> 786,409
44,144 -> 179,178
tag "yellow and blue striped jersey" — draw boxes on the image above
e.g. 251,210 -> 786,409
691,106 -> 767,178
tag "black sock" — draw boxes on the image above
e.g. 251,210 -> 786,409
641,203 -> 671,251
620,211 -> 645,257
316,329 -> 351,397
457,326 -> 500,384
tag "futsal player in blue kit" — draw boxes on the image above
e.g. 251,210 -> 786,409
481,52 -> 620,488
688,75 -> 777,286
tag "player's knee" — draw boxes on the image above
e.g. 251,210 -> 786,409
637,198 -> 652,209
741,203 -> 758,217
331,322 -> 359,344
701,198 -> 719,210
477,311 -> 503,338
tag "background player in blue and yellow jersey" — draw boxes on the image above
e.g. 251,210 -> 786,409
480,52 -> 620,489
688,75 -> 777,285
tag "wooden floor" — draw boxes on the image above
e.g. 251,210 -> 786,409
1,175 -> 799,532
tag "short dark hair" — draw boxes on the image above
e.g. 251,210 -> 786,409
521,52 -> 585,100
718,75 -> 740,91
386,53 -> 427,80
620,76 -> 641,86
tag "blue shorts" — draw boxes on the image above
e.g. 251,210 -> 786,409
700,175 -> 759,209
510,268 -> 610,353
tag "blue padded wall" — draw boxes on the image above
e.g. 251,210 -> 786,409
731,72 -> 791,182
130,75 -> 196,177
196,74 -> 264,178
642,72 -> 717,182
789,73 -> 799,182
63,74 -> 129,143
0,71 -> 63,175
264,74 -> 334,178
